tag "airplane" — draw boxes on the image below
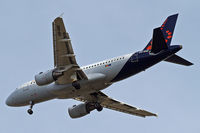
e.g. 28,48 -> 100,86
6,14 -> 193,119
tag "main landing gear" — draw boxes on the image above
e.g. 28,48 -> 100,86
86,102 -> 103,113
27,101 -> 34,115
72,81 -> 81,90
94,102 -> 103,112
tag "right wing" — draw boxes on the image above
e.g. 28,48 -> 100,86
75,91 -> 157,118
52,17 -> 88,84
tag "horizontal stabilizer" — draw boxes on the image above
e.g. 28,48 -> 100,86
151,28 -> 168,53
164,54 -> 193,66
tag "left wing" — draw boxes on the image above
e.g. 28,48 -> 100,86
52,17 -> 87,84
75,91 -> 157,118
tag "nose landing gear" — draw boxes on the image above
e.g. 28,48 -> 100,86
27,109 -> 33,115
27,101 -> 34,115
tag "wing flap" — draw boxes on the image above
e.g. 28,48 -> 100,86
75,91 -> 157,118
52,17 -> 77,67
52,17 -> 88,84
98,92 -> 157,117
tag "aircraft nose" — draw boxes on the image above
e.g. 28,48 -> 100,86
6,95 -> 12,106
6,93 -> 15,106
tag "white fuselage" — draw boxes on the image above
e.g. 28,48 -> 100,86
6,53 -> 132,107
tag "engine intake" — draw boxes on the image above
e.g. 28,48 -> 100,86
35,69 -> 63,86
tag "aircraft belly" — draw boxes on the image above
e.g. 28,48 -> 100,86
55,82 -> 109,99
9,85 -> 56,106
51,73 -> 109,99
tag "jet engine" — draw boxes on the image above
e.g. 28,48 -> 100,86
68,102 -> 103,118
35,69 -> 63,86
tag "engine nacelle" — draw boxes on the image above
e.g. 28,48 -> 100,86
68,103 -> 96,119
35,69 -> 63,86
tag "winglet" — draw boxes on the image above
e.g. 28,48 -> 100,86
154,113 -> 158,117
59,13 -> 64,18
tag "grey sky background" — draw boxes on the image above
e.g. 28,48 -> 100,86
0,0 -> 199,133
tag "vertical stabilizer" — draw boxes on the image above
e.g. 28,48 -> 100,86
143,14 -> 178,51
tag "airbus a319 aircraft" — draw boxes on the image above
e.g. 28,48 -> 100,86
6,14 -> 193,118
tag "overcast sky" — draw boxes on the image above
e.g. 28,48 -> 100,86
0,0 -> 199,133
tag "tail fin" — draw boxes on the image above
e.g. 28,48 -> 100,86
151,27 -> 168,53
144,14 -> 178,51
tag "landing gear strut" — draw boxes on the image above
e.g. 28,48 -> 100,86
27,101 -> 34,115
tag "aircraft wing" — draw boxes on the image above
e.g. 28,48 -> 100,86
52,17 -> 87,84
75,91 -> 157,118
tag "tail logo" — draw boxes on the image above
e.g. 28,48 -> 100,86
164,30 -> 172,43
160,19 -> 167,30
143,14 -> 178,51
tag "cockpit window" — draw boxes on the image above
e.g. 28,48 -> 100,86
18,80 -> 36,89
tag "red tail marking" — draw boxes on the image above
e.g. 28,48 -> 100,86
163,19 -> 167,24
168,32 -> 172,35
167,36 -> 172,39
146,45 -> 152,50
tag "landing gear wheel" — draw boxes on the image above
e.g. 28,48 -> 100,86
94,103 -> 103,112
27,101 -> 34,115
96,106 -> 103,112
27,109 -> 33,115
72,81 -> 81,90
